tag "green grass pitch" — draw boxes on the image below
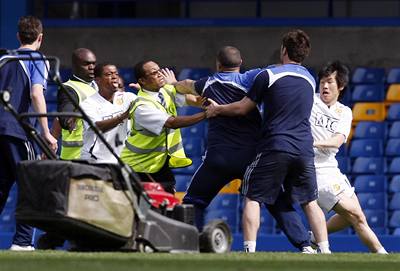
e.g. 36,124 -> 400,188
0,251 -> 399,271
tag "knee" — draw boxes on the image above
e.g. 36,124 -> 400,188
351,211 -> 368,227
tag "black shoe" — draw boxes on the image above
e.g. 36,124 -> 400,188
36,232 -> 65,250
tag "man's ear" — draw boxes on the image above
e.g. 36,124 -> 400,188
16,33 -> 21,43
138,77 -> 145,85
281,46 -> 287,56
37,33 -> 43,43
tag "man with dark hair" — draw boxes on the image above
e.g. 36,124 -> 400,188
216,46 -> 242,68
80,63 -> 136,162
120,60 -> 205,193
310,61 -> 387,254
57,48 -> 98,160
0,15 -> 57,251
174,45 -> 314,253
205,30 -> 331,253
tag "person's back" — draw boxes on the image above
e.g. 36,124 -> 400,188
250,64 -> 315,156
0,56 -> 31,140
197,70 -> 262,148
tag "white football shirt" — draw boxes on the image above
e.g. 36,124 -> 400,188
81,91 -> 137,163
310,94 -> 352,168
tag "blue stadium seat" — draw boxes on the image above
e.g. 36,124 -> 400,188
394,227 -> 400,235
388,157 -> 400,174
351,67 -> 385,84
207,194 -> 240,211
389,193 -> 400,210
258,208 -> 275,235
385,139 -> 400,156
389,210 -> 400,228
349,139 -> 384,157
182,137 -> 205,157
118,67 -> 136,84
0,223 -> 15,233
353,175 -> 386,193
389,121 -> 400,138
172,157 -> 202,174
177,68 -> 212,81
363,209 -> 387,228
4,190 -> 17,210
204,210 -> 238,233
337,156 -> 351,174
357,193 -> 387,210
175,174 -> 192,192
0,208 -> 15,226
339,86 -> 352,106
389,175 -> 400,193
387,67 -> 400,84
352,157 -> 386,174
177,106 -> 203,116
351,84 -> 385,102
45,84 -> 58,102
387,103 -> 400,121
337,144 -> 348,157
181,123 -> 206,139
353,121 -> 387,139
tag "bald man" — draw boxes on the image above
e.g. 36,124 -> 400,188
57,48 -> 98,160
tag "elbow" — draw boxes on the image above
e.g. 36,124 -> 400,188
164,117 -> 177,129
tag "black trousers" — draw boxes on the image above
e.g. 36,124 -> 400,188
137,158 -> 176,194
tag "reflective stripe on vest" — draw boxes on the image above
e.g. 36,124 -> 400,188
60,80 -> 96,160
120,86 -> 192,173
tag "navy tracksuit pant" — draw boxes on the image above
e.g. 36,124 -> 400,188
183,146 -> 310,250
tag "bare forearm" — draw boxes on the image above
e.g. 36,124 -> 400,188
31,86 -> 50,134
164,112 -> 206,129
95,111 -> 129,133
216,102 -> 249,116
314,134 -> 345,149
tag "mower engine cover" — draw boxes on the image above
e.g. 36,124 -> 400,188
142,182 -> 180,210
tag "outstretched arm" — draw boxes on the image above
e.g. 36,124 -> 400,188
205,96 -> 256,118
164,112 -> 206,129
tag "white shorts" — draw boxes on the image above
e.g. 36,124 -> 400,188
316,167 -> 355,213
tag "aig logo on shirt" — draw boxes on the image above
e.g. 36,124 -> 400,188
315,112 -> 339,133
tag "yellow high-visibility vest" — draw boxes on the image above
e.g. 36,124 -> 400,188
120,85 -> 192,173
60,80 -> 96,160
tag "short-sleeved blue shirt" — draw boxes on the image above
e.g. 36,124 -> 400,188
247,64 -> 315,156
195,69 -> 262,148
0,50 -> 48,140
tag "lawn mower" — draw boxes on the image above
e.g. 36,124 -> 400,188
0,50 -> 232,253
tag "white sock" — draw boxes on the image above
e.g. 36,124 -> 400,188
244,240 -> 256,253
318,241 -> 331,254
377,247 -> 388,254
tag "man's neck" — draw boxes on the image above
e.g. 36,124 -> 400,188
19,44 -> 37,51
219,67 -> 240,73
100,90 -> 114,102
72,74 -> 92,84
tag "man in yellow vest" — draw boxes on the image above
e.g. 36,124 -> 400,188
57,48 -> 98,160
120,60 -> 205,193
37,48 -> 98,249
